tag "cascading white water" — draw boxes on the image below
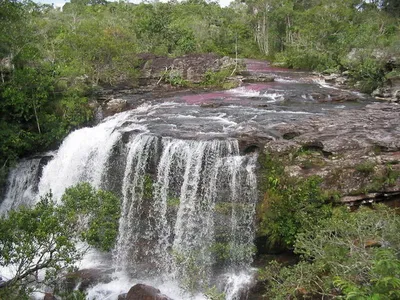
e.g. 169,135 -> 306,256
38,111 -> 137,200
0,157 -> 46,213
1,104 -> 259,299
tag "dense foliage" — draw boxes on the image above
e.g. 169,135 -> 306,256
257,153 -> 333,248
0,183 -> 120,298
60,183 -> 121,252
247,0 -> 399,69
260,205 -> 400,299
257,152 -> 400,299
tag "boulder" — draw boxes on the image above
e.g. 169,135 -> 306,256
0,56 -> 12,71
44,293 -> 57,300
373,73 -> 400,102
125,284 -> 172,300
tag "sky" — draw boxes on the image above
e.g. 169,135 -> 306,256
35,0 -> 233,8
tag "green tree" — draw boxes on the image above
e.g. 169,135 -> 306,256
0,194 -> 80,298
0,184 -> 120,297
60,182 -> 121,252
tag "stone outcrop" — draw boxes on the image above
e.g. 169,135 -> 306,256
103,98 -> 128,117
263,102 -> 400,205
241,73 -> 275,83
372,51 -> 400,101
320,73 -> 350,88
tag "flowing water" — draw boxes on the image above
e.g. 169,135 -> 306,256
0,60 -> 372,299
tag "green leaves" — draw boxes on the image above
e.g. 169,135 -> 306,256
61,183 -> 121,252
0,183 -> 121,295
0,194 -> 80,291
258,153 -> 332,249
260,205 -> 400,299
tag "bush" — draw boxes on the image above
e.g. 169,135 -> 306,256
257,153 -> 333,249
201,67 -> 235,88
260,205 -> 400,299
344,54 -> 386,93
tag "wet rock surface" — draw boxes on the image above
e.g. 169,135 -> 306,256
75,58 -> 400,205
63,268 -> 111,292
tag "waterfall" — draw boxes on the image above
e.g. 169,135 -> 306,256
1,105 -> 258,299
0,155 -> 51,213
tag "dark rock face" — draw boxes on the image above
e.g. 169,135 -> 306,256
125,284 -> 172,300
0,276 -> 7,288
264,102 -> 400,204
0,153 -> 53,208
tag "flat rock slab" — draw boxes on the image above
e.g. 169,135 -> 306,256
264,103 -> 400,200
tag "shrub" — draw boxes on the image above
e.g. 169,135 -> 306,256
257,153 -> 333,249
